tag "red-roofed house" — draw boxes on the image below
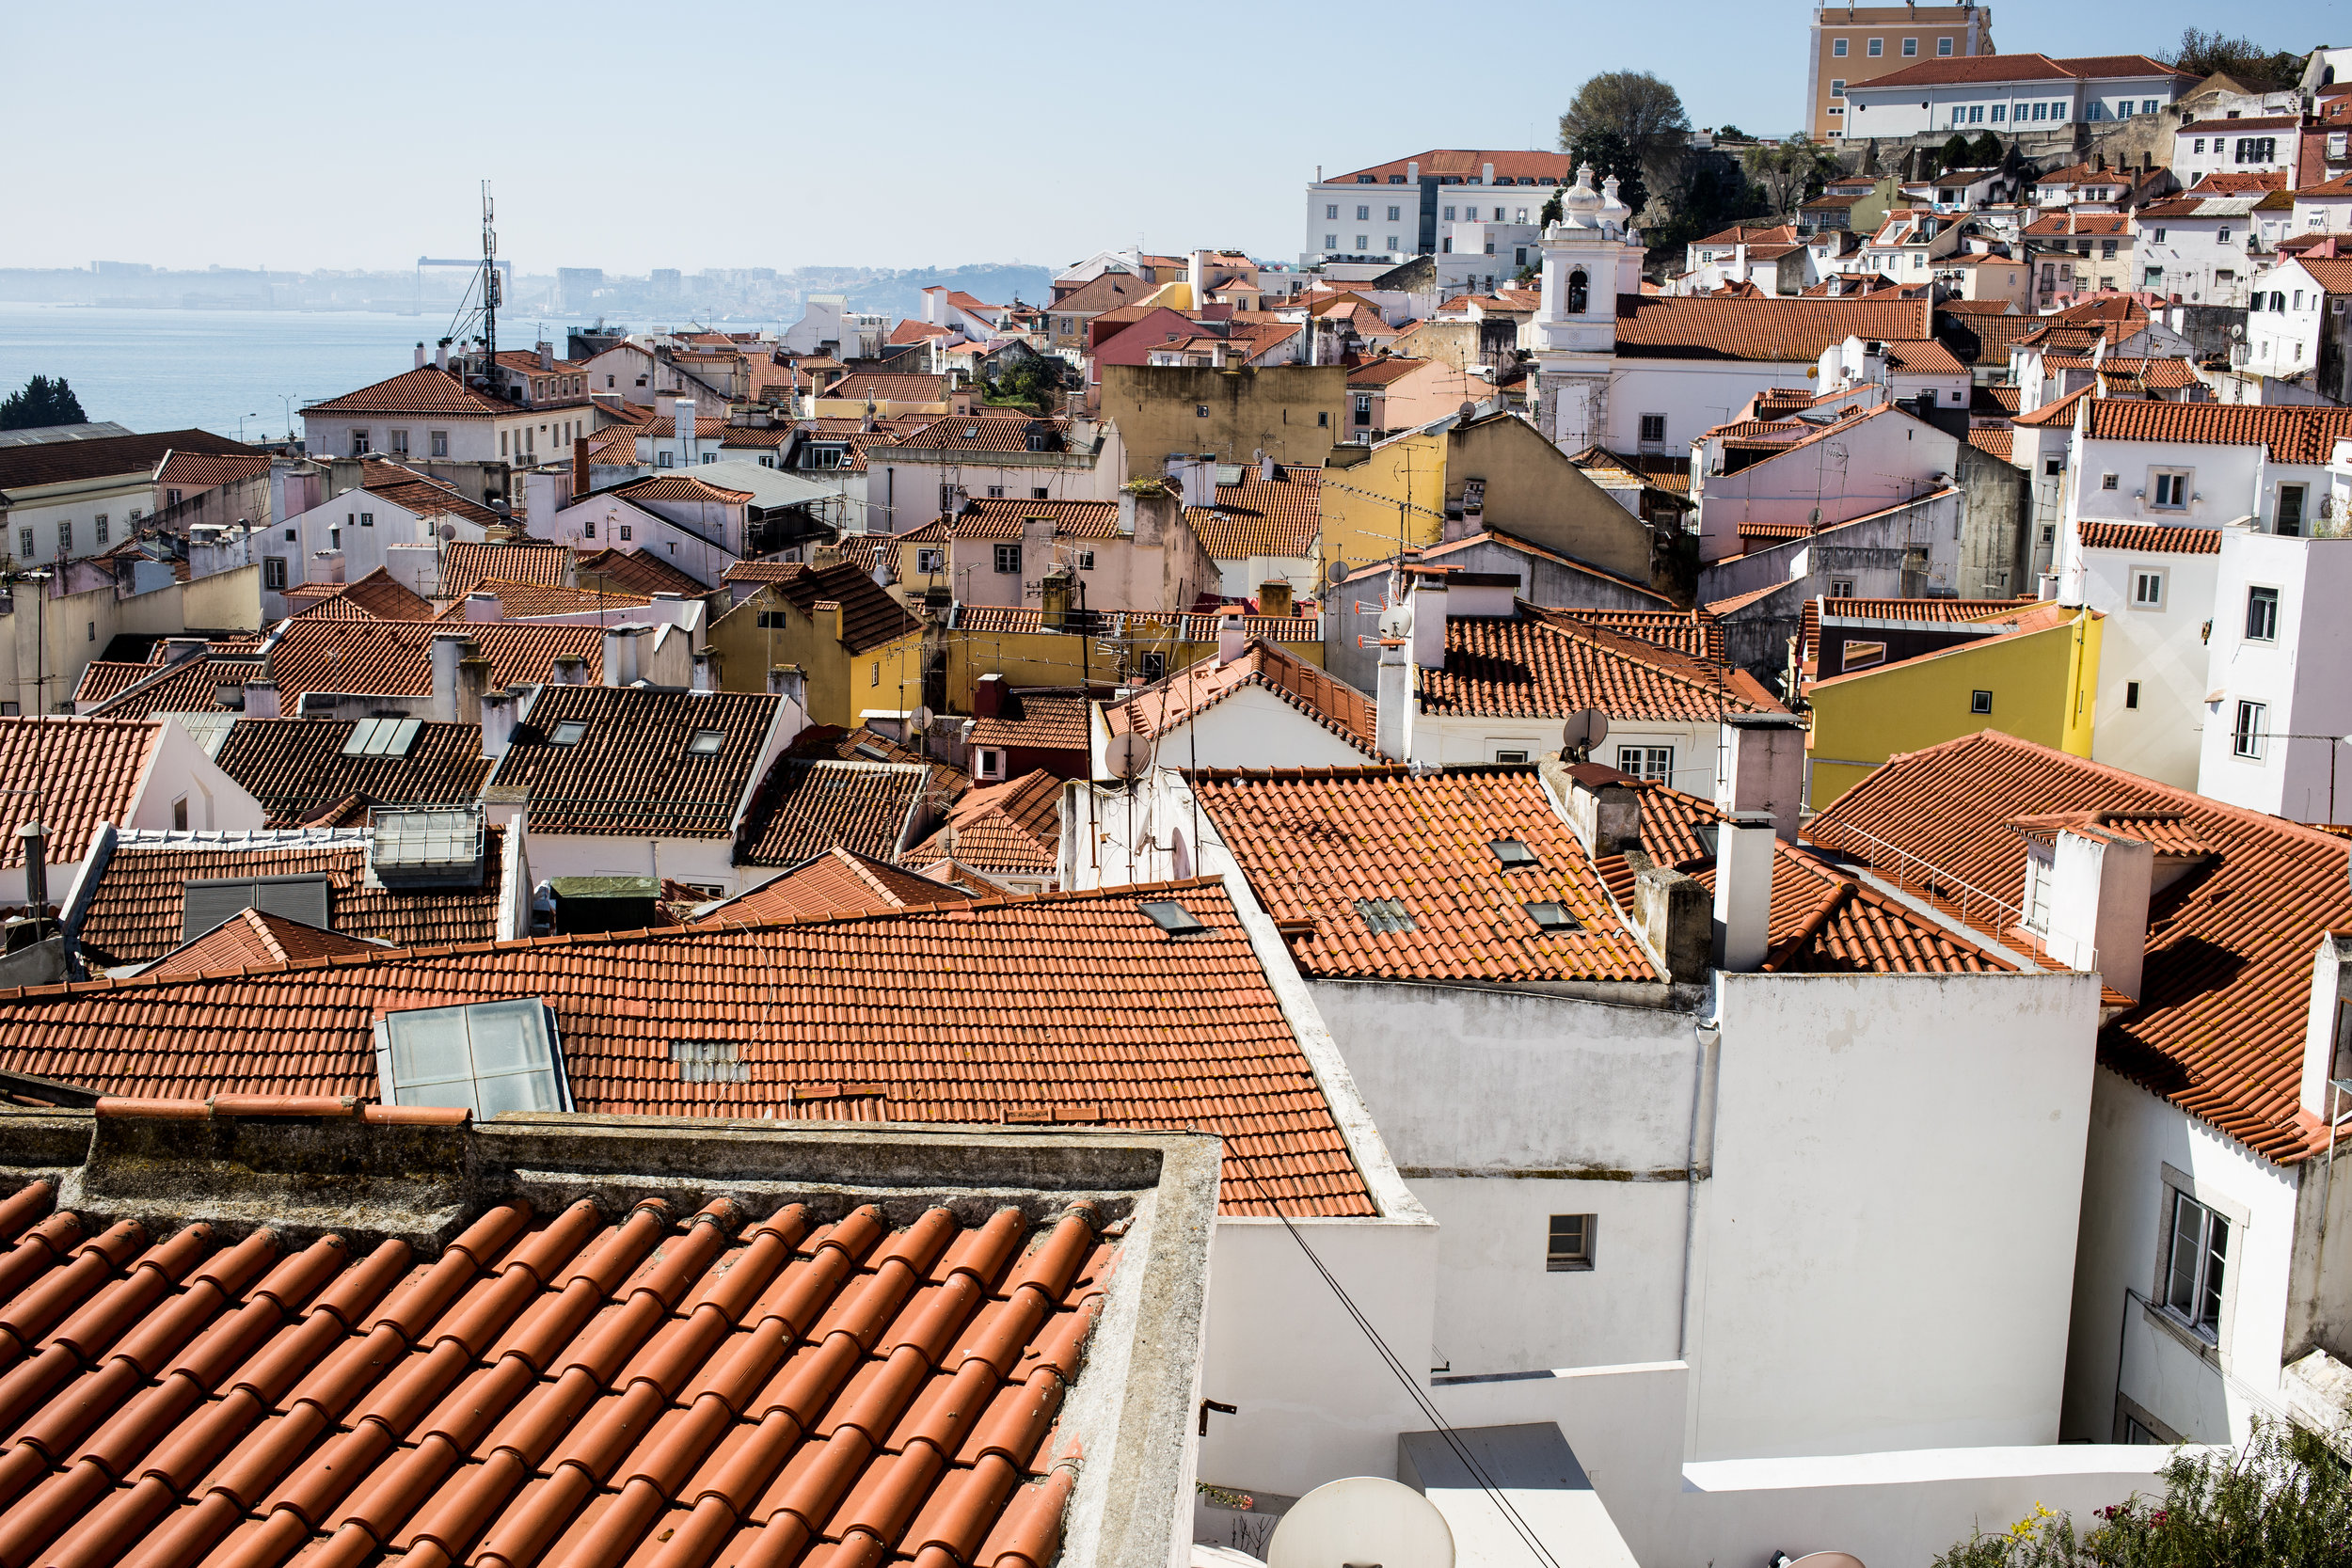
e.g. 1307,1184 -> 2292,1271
1841,53 -> 2191,140
2175,115 -> 2304,188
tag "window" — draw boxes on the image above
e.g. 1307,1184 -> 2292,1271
1971,689 -> 1993,715
171,797 -> 188,832
1991,103 -> 2005,121
2132,569 -> 2166,609
2146,267 -> 2164,288
1841,641 -> 1887,672
262,558 -> 287,590
86,621 -> 94,643
1317,411 -> 1329,427
165,488 -> 182,508
1354,234 -> 1369,249
1196,404 -> 1210,418
974,746 -> 1005,780
430,430 -> 449,457
1828,577 -> 1856,598
2101,239 -> 2116,259
1638,413 -> 1667,445
1076,550 -> 1095,570
1901,36 -> 1916,55
993,544 -> 1022,574
1387,205 -> 1401,221
56,520 -> 70,553
2125,681 -> 2140,709
1614,745 -> 1673,782
389,430 -> 410,456
618,526 -> 632,541
94,514 -> 109,545
1937,35 -> 1953,54
2246,585 -> 2279,641
2163,1188 -> 2230,1339
13,530 -> 27,560
2193,137 -> 2206,154
985,485 -> 1004,499
2233,699 -> 2266,759
2234,137 -> 2276,165
1546,1213 -> 1595,1271
1491,750 -> 1531,765
2044,456 -> 2065,477
916,546 -> 945,574
1442,204 -> 1456,220
1831,78 -> 1845,97
1355,204 -> 1370,221
2218,229 -> 2232,245
358,511 -> 374,528
2278,484 -> 2307,535
374,999 -> 568,1116
582,520 -> 596,540
1867,37 -> 1882,55
1356,896 -> 1416,934
2102,473 -> 2119,490
684,728 -> 726,756
1326,204 -> 1338,220
1388,236 -> 1400,252
353,429 -> 370,456
549,720 -> 589,746
870,661 -> 881,687
2152,471 -> 2191,510
1833,37 -> 1848,55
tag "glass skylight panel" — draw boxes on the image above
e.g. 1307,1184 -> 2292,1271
374,998 -> 568,1116
1140,900 -> 1208,936
1523,901 -> 1581,932
1356,897 -> 1416,934
549,720 -> 589,746
1488,838 -> 1538,868
685,728 -> 726,756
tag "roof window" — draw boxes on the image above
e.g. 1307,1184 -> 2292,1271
549,720 -> 589,746
342,716 -> 422,758
374,998 -> 570,1116
1488,838 -> 1539,869
1356,896 -> 1417,935
685,728 -> 726,757
1523,901 -> 1582,933
1140,900 -> 1208,937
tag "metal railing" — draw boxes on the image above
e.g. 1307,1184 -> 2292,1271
1811,817 -> 2024,934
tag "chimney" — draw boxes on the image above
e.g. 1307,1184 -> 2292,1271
1164,453 -> 1216,511
1375,636 -> 1412,761
768,664 -> 807,707
480,690 -> 517,761
162,636 -> 209,664
1406,161 -> 1419,182
1480,162 -> 1495,184
1259,578 -> 1294,617
551,655 -> 587,687
1256,448 -> 1276,483
455,657 -> 492,727
242,680 -> 280,721
1217,610 -> 1248,666
1409,578 -> 1448,670
692,649 -> 723,692
1189,248 -> 1210,307
435,339 -> 451,372
815,599 -> 844,646
974,673 -> 1007,718
1711,812 -> 1777,973
674,396 -> 698,465
18,824 -> 46,915
1715,714 -> 1806,840
572,436 -> 591,502
1556,763 -> 1644,860
537,341 -> 554,372
464,591 -> 502,623
414,342 -> 427,371
2043,827 -> 2152,1001
429,632 -> 472,722
601,626 -> 642,687
1040,570 -> 1073,632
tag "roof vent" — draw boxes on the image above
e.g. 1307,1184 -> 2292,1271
342,716 -> 423,758
1139,900 -> 1208,937
370,804 -> 487,888
1523,900 -> 1581,932
1356,896 -> 1417,934
1488,838 -> 1538,868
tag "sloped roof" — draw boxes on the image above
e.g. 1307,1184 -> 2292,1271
304,366 -> 512,418
488,688 -> 783,837
1183,468 -> 1322,561
288,565 -> 437,623
439,540 -> 574,595
1419,605 -> 1783,721
739,759 -> 940,867
574,546 -> 709,599
0,429 -> 256,493
440,579 -> 651,620
214,718 -> 491,826
1860,51 -> 2183,88
906,771 -> 1061,874
1105,640 -> 1377,757
144,906 -> 385,975
1330,149 -> 1575,183
1612,294 -> 1935,362
2080,398 -> 2352,463
823,372 -> 951,404
699,847 -> 978,924
610,474 -> 755,504
73,827 -> 509,969
882,415 -> 1068,454
75,655 -> 264,721
733,560 -> 920,656
257,619 -> 609,706
153,451 -> 270,490
1808,730 -> 2352,1163
968,692 -> 1091,752
2076,520 -> 2223,553
906,499 -> 1123,543
0,718 -> 161,871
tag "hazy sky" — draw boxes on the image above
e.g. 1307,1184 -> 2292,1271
8,0 -> 2345,276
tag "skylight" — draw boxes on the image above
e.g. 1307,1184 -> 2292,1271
685,728 -> 726,757
1488,838 -> 1538,869
549,721 -> 588,746
342,716 -> 422,758
1356,897 -> 1416,935
1140,900 -> 1208,937
374,999 -> 569,1115
1523,901 -> 1581,933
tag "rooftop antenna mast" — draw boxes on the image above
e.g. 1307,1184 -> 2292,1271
479,182 -> 500,376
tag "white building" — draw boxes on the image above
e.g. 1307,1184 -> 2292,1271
301,363 -> 591,471
2244,255 -> 2337,382
777,293 -> 888,359
2063,520 -> 2221,788
273,461 -> 499,611
1841,52 -> 2189,140
2132,194 -> 2263,306
2196,520 -> 2352,823
1302,149 -> 1575,268
2173,116 -> 2304,187
1091,633 -> 1379,775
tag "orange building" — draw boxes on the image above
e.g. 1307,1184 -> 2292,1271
1808,4 -> 1995,140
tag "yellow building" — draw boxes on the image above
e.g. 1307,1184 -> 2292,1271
707,562 -> 927,728
1321,411 -> 1657,587
1099,363 -> 1346,482
940,605 -> 1322,711
1804,601 -> 2101,809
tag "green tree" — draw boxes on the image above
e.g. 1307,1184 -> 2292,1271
1931,1421 -> 2352,1568
1539,189 -> 1565,227
1565,128 -> 1649,220
1716,124 -> 1749,141
0,375 -> 87,432
1967,131 -> 2007,168
980,354 -> 1061,415
1740,135 -> 1843,214
1558,71 -> 1691,179
1940,133 -> 1976,169
2164,26 -> 2308,87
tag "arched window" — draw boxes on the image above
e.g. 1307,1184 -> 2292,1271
1567,269 -> 1589,315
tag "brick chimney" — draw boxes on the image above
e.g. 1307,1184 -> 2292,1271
974,673 -> 1007,718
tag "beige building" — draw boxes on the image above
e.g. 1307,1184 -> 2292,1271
1807,3 -> 1995,141
1100,363 -> 1347,481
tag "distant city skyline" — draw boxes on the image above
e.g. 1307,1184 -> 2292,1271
6,0 -> 2343,276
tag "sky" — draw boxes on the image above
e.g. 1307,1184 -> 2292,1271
7,0 -> 2346,277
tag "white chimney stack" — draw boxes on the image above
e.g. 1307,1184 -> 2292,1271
1711,812 -> 1777,973
674,396 -> 698,465
429,633 -> 471,723
481,691 -> 518,761
1217,613 -> 1248,666
1375,634 -> 1412,762
464,591 -> 502,623
414,342 -> 427,371
242,680 -> 280,721
1409,578 -> 1448,670
1716,714 -> 1807,841
2044,828 -> 2152,1002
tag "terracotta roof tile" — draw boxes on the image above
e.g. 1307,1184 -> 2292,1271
905,500 -> 1122,544
698,847 -> 978,924
1613,294 -> 1935,362
215,718 -> 492,826
1420,606 -> 1782,721
1569,610 -> 1726,663
1807,731 -> 2352,1163
152,451 -> 270,489
144,906 -> 387,975
256,620 -> 610,708
1965,427 -> 2014,461
967,693 -> 1091,752
610,474 -> 755,504
439,541 -> 574,595
0,430 -> 258,492
949,606 -> 1322,643
882,416 -> 1069,455
1184,468 -> 1322,561
739,760 -> 945,867
288,566 -> 437,623
0,879 -> 1372,1212
2076,520 -> 2223,553
824,373 -> 951,404
1192,767 -> 1661,983
755,562 -> 919,656
1105,641 -> 1377,756
2080,397 -> 2352,463
75,657 -> 263,720
72,828 -> 510,969
0,719 -> 162,871
906,771 -> 1061,875
489,688 -> 785,838
439,580 -> 651,620
574,546 -> 709,599
305,366 -> 513,418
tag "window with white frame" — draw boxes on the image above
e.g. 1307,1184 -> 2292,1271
374,998 -> 569,1115
2277,483 -> 2308,535
975,747 -> 1005,780
1937,35 -> 1953,54
1867,37 -> 1882,55
2245,585 -> 2279,641
1833,37 -> 1848,55
2162,1186 -> 2230,1340
1901,36 -> 1916,54
2131,567 -> 2166,609
1638,413 -> 1667,445
1614,745 -> 1673,782
2233,699 -> 2266,759
2151,469 -> 2191,510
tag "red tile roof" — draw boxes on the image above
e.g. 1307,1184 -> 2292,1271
145,905 -> 386,974
739,759 -> 948,867
0,1123 -> 1141,1568
1612,294 -> 1935,363
1966,427 -> 2014,461
440,580 -> 651,620
1808,731 -> 2352,1162
1192,767 -> 1661,983
1331,149 -> 1575,183
948,606 -> 1324,643
904,500 -> 1122,543
2079,398 -> 2352,462
610,474 -> 755,504
823,373 -> 952,404
0,431 -> 259,493
2076,520 -> 2223,553
0,879 -> 1375,1212
439,540 -> 574,595
1861,52 -> 2183,88
152,451 -> 270,490
906,771 -> 1061,875
491,689 -> 785,838
1570,609 -> 1726,663
967,693 -> 1091,752
75,656 -> 264,720
288,566 -> 437,623
1797,595 -> 2040,673
304,366 -> 513,418
258,620 -> 610,707
1420,606 -> 1782,721
699,847 -> 979,924
214,718 -> 492,826
0,719 -> 162,872
72,828 -> 512,969
754,562 -> 920,656
575,546 -> 709,599
1104,640 -> 1378,757
882,416 -> 1070,455
2011,387 -> 2092,427
1184,468 -> 1323,561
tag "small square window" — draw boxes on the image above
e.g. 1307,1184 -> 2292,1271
684,728 -> 726,756
549,720 -> 589,746
1638,413 -> 1667,444
1523,901 -> 1581,932
1901,36 -> 1916,55
2245,585 -> 2279,642
1971,689 -> 1993,715
1867,37 -> 1883,55
1196,404 -> 1211,418
1547,1213 -> 1595,1271
1488,839 -> 1538,868
1937,35 -> 1953,55
2102,473 -> 2119,491
2044,457 -> 2064,477
1356,896 -> 1416,934
993,544 -> 1022,574
2132,569 -> 2166,609
1833,38 -> 1848,55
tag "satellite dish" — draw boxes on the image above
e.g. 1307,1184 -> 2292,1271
1378,603 -> 1413,641
1104,732 -> 1152,781
1788,1556 -> 1868,1568
1267,1478 -> 1454,1568
1563,709 -> 1610,752
438,523 -> 458,542
910,705 -> 934,735
1324,557 -> 1352,587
